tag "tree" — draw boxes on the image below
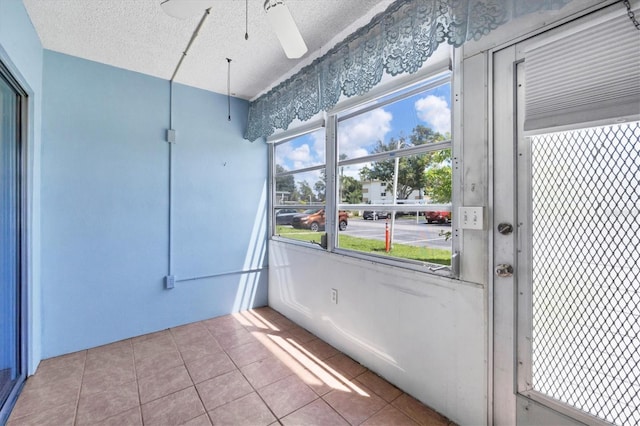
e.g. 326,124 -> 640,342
297,180 -> 315,203
361,125 -> 448,200
275,164 -> 295,202
340,175 -> 363,204
424,162 -> 452,203
314,180 -> 325,201
314,169 -> 326,202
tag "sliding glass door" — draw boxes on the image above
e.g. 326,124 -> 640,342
0,63 -> 26,422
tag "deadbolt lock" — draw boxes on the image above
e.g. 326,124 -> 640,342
496,264 -> 514,277
497,223 -> 513,235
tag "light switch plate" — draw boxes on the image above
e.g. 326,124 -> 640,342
459,207 -> 484,230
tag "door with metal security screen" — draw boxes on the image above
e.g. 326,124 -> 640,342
491,4 -> 640,424
518,121 -> 640,425
512,5 -> 640,425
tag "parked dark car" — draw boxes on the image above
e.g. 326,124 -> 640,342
275,208 -> 299,225
291,208 -> 348,232
425,211 -> 451,224
363,210 -> 392,220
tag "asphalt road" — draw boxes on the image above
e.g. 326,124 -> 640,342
343,217 -> 452,249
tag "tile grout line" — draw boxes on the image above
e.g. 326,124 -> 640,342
189,318 -> 386,425
183,320 -> 260,425
80,340 -> 141,425
163,327 -> 203,426
72,350 -> 88,426
130,337 -> 144,425
230,316 -> 349,425
240,312 -> 348,424
295,396 -> 352,426
237,316 -> 319,423
219,320 -> 283,424
192,321 -> 228,425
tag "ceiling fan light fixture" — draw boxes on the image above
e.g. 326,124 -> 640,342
263,0 -> 308,59
160,0 -> 213,19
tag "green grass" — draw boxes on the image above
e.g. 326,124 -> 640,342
275,226 -> 325,246
275,226 -> 451,265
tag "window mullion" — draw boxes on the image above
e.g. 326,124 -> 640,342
275,163 -> 325,178
325,115 -> 338,251
337,139 -> 452,167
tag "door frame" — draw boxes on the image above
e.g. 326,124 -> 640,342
490,2 -> 635,424
0,51 -> 30,424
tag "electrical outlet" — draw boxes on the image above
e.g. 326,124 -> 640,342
459,206 -> 484,230
331,288 -> 338,304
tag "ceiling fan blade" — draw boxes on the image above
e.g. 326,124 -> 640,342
264,0 -> 308,59
160,0 -> 213,19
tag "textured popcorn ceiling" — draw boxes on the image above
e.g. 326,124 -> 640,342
24,0 -> 391,100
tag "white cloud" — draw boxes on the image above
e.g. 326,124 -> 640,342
338,108 -> 393,160
274,130 -> 324,171
415,95 -> 451,134
274,142 -> 292,170
289,144 -> 312,169
275,108 -> 392,179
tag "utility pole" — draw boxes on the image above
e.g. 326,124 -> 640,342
390,139 -> 401,249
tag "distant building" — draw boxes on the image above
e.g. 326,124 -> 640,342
361,180 -> 422,204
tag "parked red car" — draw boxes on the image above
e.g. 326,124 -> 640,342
425,211 -> 451,224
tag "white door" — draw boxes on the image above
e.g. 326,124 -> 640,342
493,3 -> 640,425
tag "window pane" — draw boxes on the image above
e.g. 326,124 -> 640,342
273,128 -> 327,246
336,212 -> 451,266
336,78 -> 452,267
274,206 -> 328,245
274,129 -> 325,172
274,170 -> 327,244
275,170 -> 325,205
270,75 -> 455,270
338,82 -> 451,160
337,152 -> 452,265
339,150 -> 451,206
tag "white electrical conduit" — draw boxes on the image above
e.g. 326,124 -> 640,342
167,8 -> 211,277
170,8 -> 211,82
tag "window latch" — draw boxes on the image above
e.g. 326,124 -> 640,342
428,265 -> 449,272
428,252 -> 459,276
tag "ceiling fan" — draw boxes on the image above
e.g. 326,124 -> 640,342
160,0 -> 308,59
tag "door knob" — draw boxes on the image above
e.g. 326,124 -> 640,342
496,264 -> 514,277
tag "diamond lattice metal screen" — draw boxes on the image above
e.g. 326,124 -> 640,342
530,122 -> 640,425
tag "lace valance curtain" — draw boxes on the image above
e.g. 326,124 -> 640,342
244,0 -> 570,141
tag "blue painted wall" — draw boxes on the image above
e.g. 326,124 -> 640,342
0,0 -> 43,374
41,51 -> 267,358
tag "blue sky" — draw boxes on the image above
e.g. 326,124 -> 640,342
384,84 -> 451,142
275,82 -> 452,171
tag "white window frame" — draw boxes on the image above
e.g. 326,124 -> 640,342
269,119 -> 328,249
268,63 -> 461,277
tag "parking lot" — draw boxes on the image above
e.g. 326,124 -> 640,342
343,216 -> 452,249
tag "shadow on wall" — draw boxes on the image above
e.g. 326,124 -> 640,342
268,243 -> 403,374
233,183 -> 268,311
269,245 -> 313,320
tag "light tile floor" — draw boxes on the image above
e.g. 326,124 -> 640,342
8,307 -> 454,426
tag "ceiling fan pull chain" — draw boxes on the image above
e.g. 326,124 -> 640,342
226,58 -> 232,121
245,0 -> 249,40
